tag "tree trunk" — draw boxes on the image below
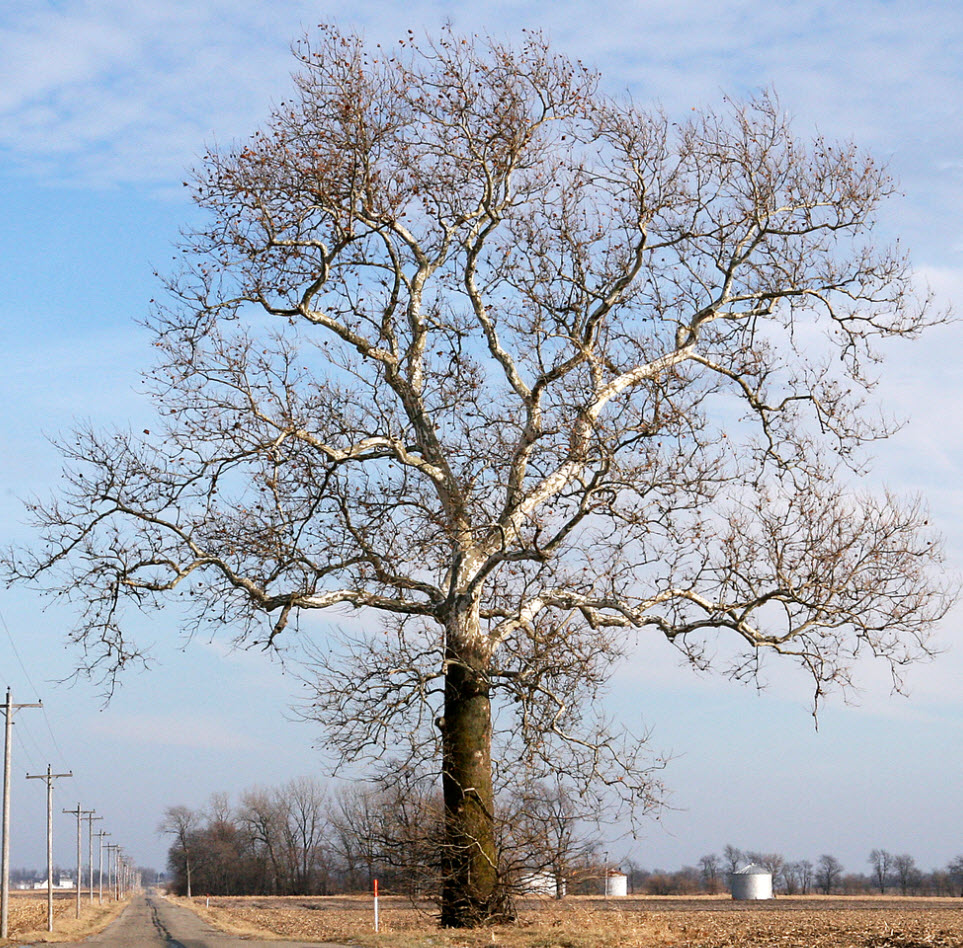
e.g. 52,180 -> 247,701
439,603 -> 511,927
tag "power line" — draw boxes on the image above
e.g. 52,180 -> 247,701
0,611 -> 38,697
0,610 -> 97,814
0,614 -> 120,880
12,721 -> 41,772
0,610 -> 70,774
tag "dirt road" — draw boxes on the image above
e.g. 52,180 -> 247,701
26,889 -> 347,948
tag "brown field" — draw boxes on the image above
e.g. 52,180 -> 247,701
0,889 -> 128,945
174,893 -> 963,948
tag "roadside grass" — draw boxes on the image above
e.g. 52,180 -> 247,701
0,891 -> 129,945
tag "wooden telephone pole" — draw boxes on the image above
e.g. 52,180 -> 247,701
84,812 -> 103,903
105,844 -> 120,900
25,765 -> 71,932
62,804 -> 94,919
1,690 -> 41,938
94,830 -> 110,904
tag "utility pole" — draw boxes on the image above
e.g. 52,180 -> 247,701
117,849 -> 126,899
1,689 -> 41,938
25,765 -> 71,933
105,844 -> 119,901
84,812 -> 103,903
94,830 -> 110,905
63,804 -> 93,919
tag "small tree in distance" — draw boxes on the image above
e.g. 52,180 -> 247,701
699,853 -> 723,894
783,860 -> 806,895
947,856 -> 963,897
816,854 -> 844,894
501,778 -> 601,899
869,848 -> 892,894
723,845 -> 745,875
5,27 -> 954,927
893,853 -> 919,896
746,851 -> 785,891
158,806 -> 200,899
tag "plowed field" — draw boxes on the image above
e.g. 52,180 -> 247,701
176,894 -> 963,948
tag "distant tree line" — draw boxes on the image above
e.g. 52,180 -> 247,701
160,775 -> 610,899
10,865 -> 161,888
160,777 -> 387,897
160,782 -> 963,900
623,846 -> 963,897
11,867 -> 69,886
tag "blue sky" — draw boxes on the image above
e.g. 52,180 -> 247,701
1,0 -> 962,878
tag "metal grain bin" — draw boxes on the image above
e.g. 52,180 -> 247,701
604,870 -> 628,897
729,864 -> 772,900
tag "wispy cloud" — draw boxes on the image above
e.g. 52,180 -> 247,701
1,0 -> 312,185
90,710 -> 260,750
4,0 -> 963,196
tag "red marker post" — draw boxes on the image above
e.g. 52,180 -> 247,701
373,878 -> 379,932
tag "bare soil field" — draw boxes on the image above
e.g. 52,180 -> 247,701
0,890 -> 128,945
175,893 -> 963,948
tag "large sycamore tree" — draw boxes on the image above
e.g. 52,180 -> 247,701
6,28 -> 953,925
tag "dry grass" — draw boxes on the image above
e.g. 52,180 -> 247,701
0,890 -> 129,945
172,894 -> 963,948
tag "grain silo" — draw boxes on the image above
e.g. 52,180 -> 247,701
729,864 -> 772,900
604,869 -> 628,897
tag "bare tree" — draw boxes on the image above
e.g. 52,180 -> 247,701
816,854 -> 844,894
366,774 -> 446,899
278,777 -> 330,895
328,771 -> 446,898
947,856 -> 963,898
331,785 -> 382,891
782,860 -> 804,895
205,792 -> 234,827
892,853 -> 918,896
329,785 -> 386,892
5,26 -> 953,926
645,865 -> 701,895
868,848 -> 892,894
199,793 -> 249,896
238,779 -> 330,895
238,788 -> 286,894
747,851 -> 784,891
723,845 -> 744,875
158,806 -> 200,898
699,853 -> 722,894
500,778 -> 601,898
